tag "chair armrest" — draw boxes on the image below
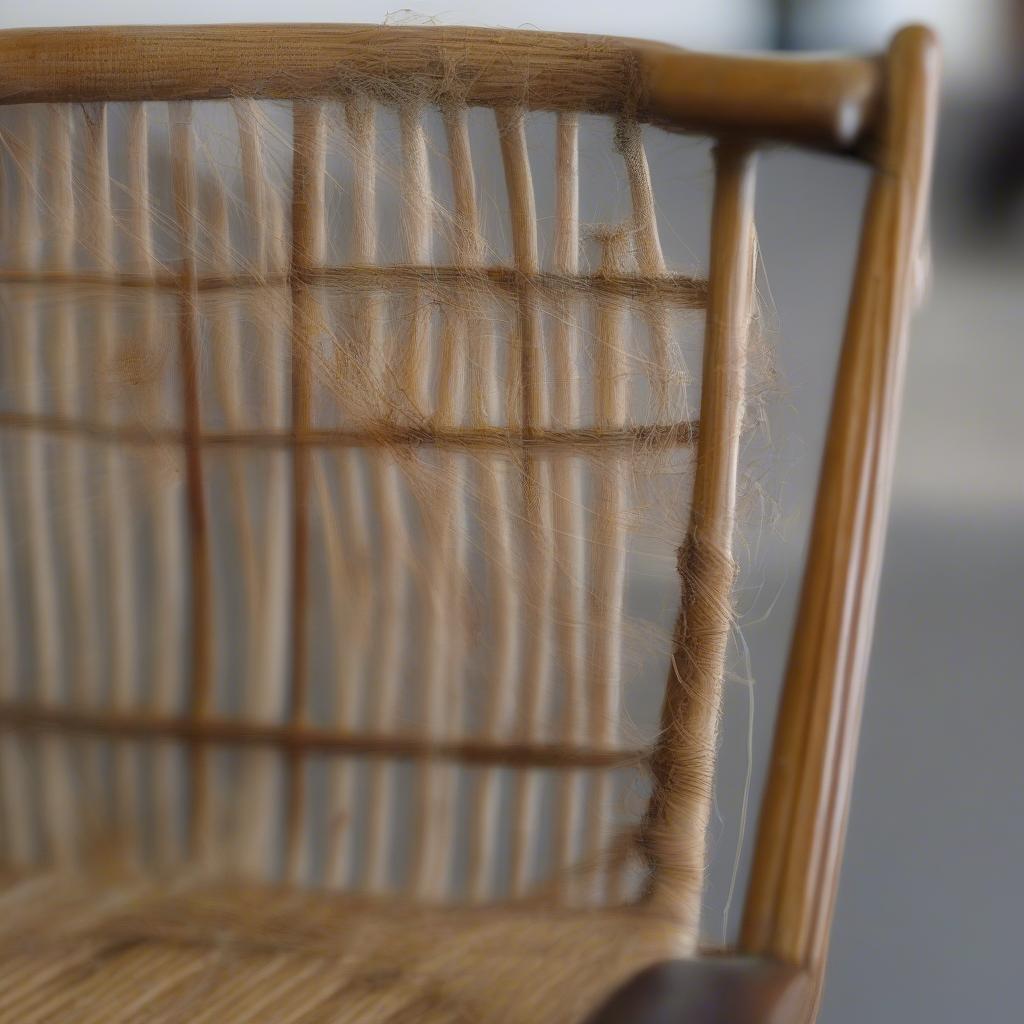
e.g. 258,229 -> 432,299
584,956 -> 812,1024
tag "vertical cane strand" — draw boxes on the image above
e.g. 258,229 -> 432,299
232,98 -> 292,880
549,113 -> 588,899
168,101 -> 215,862
353,97 -> 410,895
8,113 -> 74,864
496,105 -> 555,896
285,100 -> 327,883
126,103 -> 186,865
582,229 -> 631,903
448,107 -> 522,902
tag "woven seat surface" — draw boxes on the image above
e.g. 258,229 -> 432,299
0,870 -> 686,1024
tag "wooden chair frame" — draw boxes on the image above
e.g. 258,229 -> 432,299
0,23 -> 939,1023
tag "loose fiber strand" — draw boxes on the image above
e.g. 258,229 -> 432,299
232,97 -> 292,881
616,119 -> 678,423
318,99 -> 376,889
208,161 -> 265,870
447,105 -> 522,902
398,98 -> 457,900
548,112 -> 588,899
352,96 -> 410,895
8,110 -> 75,864
413,197 -> 473,897
168,100 -> 216,862
84,101 -> 142,859
582,228 -> 631,903
311,442 -> 365,889
396,100 -> 432,417
284,99 -> 327,884
126,103 -> 186,866
496,104 -> 556,897
49,103 -> 105,855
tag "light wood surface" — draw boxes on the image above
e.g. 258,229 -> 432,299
739,24 -> 940,990
0,24 -> 881,155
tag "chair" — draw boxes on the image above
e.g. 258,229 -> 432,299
0,23 -> 938,1024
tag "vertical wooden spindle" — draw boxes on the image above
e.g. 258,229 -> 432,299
399,99 -> 459,901
284,100 -> 326,882
643,142 -> 756,940
8,112 -> 72,863
84,101 -> 141,858
581,228 -> 631,904
127,103 -> 186,866
315,95 -> 377,890
617,119 -> 678,422
352,97 -> 410,895
496,104 -> 555,897
169,101 -> 215,862
448,106 -> 521,903
232,98 -> 292,880
549,112 -> 587,899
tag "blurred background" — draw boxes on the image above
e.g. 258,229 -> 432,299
2,2 -> 1021,1021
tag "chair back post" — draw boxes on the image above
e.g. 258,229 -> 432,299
739,24 -> 940,990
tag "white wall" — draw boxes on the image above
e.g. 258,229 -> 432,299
0,0 -> 772,50
4,0 -> 1013,88
5,0 -> 1012,86
785,0 -> 1011,89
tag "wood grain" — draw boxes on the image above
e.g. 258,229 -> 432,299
740,26 -> 940,986
0,25 -> 881,155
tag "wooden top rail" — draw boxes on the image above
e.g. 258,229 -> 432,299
0,25 -> 881,155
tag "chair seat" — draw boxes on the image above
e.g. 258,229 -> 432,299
0,871 -> 690,1023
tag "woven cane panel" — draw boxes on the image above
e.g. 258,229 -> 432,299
0,95 -> 730,912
